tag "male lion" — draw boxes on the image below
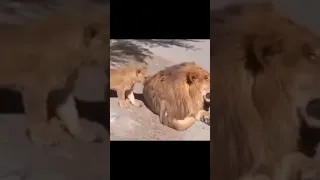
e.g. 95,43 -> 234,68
110,66 -> 147,108
211,2 -> 320,180
0,0 -> 109,147
143,62 -> 210,131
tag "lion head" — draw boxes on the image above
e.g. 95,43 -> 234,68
210,2 -> 320,180
186,65 -> 210,102
135,67 -> 148,84
81,2 -> 109,68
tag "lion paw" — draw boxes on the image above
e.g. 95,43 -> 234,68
72,129 -> 103,143
132,101 -> 142,107
27,123 -> 60,147
118,100 -> 129,108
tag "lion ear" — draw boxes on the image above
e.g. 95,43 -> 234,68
136,68 -> 142,75
187,71 -> 198,84
244,34 -> 283,74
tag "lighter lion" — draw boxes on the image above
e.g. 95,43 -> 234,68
211,2 -> 320,180
0,1 -> 109,147
110,66 -> 147,108
143,62 -> 210,131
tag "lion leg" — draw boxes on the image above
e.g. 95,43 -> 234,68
56,95 -> 101,143
159,99 -> 169,125
195,109 -> 210,121
23,87 -> 60,147
116,89 -> 128,108
169,116 -> 198,131
126,90 -> 141,107
159,100 -> 198,131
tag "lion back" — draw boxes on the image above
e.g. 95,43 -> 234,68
143,62 -> 204,120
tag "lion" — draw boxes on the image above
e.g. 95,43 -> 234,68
110,65 -> 148,108
143,62 -> 210,131
211,2 -> 320,180
0,0 -> 109,147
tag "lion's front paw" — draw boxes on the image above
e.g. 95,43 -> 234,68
132,101 -> 142,107
26,123 -> 60,147
118,100 -> 129,108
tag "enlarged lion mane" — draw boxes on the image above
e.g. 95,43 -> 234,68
211,1 -> 320,180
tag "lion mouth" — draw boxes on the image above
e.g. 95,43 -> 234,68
298,99 -> 320,128
204,92 -> 210,102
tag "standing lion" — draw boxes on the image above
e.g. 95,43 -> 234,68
0,0 -> 109,147
143,62 -> 210,131
110,65 -> 148,108
211,2 -> 320,180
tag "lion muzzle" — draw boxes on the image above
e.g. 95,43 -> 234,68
204,92 -> 210,102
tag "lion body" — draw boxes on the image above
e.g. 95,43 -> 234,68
211,2 -> 320,180
110,66 -> 147,108
0,1 -> 109,146
143,62 -> 210,131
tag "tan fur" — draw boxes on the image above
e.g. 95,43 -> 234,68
143,62 -> 210,131
0,1 -> 109,146
110,66 -> 147,108
211,2 -> 320,180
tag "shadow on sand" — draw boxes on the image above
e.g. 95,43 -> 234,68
109,89 -> 145,105
0,89 -> 109,132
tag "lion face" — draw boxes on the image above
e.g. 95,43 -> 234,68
187,68 -> 210,102
251,33 -> 320,115
292,43 -> 320,111
135,67 -> 148,84
83,22 -> 109,68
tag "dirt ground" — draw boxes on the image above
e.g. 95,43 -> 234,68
0,67 -> 109,180
110,41 -> 210,141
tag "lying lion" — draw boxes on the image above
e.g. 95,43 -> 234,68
210,1 -> 320,180
110,65 -> 147,108
0,1 -> 109,147
143,62 -> 210,131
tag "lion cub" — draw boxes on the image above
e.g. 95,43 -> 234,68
110,66 -> 147,108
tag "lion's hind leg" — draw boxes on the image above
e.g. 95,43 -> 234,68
56,95 -> 101,143
159,99 -> 200,131
23,87 -> 60,147
126,89 -> 141,107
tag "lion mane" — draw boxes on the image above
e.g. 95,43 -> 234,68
143,62 -> 210,131
211,2 -> 320,180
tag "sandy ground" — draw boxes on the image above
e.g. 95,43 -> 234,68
110,40 -> 210,141
0,67 -> 109,180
